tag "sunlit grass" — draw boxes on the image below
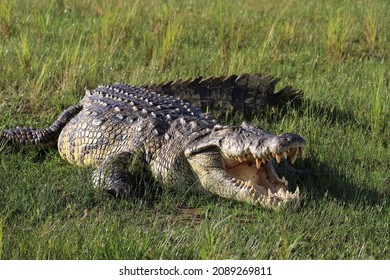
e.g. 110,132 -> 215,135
0,0 -> 389,260
324,10 -> 351,61
0,0 -> 12,37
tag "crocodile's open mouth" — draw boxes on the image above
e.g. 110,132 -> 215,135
187,144 -> 306,209
221,145 -> 305,208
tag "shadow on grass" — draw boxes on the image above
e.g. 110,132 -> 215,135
277,158 -> 389,209
304,101 -> 389,139
273,98 -> 389,208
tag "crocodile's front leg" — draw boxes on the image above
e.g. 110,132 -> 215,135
92,151 -> 133,197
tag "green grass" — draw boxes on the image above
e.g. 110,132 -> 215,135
0,0 -> 389,259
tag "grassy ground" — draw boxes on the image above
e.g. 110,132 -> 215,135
0,0 -> 389,259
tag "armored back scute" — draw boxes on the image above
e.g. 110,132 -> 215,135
144,73 -> 302,117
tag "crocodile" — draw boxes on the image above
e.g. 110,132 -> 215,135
0,74 -> 306,209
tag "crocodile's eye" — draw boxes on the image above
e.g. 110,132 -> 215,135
229,126 -> 238,132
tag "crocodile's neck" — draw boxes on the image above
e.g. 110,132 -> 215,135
147,115 -> 217,189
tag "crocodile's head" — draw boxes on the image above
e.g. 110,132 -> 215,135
185,122 -> 306,209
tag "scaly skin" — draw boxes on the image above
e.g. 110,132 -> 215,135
0,74 -> 306,209
144,73 -> 302,116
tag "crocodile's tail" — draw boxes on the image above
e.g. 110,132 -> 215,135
143,73 -> 302,117
0,104 -> 82,150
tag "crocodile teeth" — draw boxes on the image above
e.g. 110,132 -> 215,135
277,188 -> 287,199
281,176 -> 288,187
245,181 -> 256,193
268,189 -> 274,198
275,153 -> 282,163
295,186 -> 300,197
256,158 -> 262,169
282,151 -> 288,159
290,151 -> 298,164
231,178 -> 238,184
300,147 -> 306,159
286,186 -> 299,199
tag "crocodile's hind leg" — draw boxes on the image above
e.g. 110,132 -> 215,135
92,152 -> 133,197
0,105 -> 82,150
